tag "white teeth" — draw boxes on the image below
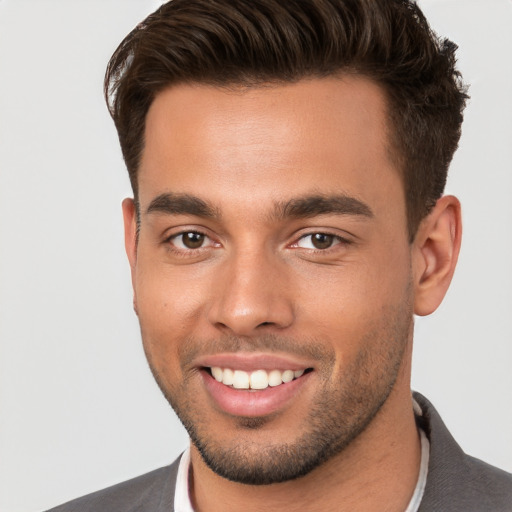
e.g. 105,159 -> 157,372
222,368 -> 234,386
232,370 -> 250,389
281,370 -> 294,383
250,369 -> 269,390
210,367 -> 307,390
211,367 -> 223,382
268,369 -> 282,387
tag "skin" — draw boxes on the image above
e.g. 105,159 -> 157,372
123,77 -> 462,511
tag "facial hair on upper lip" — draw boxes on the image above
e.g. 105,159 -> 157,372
176,333 -> 336,376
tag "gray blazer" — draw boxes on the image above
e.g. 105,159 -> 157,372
46,392 -> 512,511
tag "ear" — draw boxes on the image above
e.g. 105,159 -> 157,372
412,195 -> 462,316
122,198 -> 138,313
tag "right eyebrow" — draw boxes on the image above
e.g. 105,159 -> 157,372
145,193 -> 220,218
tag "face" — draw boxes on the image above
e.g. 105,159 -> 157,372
124,77 -> 415,484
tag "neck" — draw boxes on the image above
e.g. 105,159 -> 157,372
190,350 -> 420,512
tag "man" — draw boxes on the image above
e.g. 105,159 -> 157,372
47,0 -> 512,510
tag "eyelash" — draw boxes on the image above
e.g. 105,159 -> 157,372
164,230 -> 217,256
163,230 -> 351,256
292,232 -> 351,252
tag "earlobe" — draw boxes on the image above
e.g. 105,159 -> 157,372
412,195 -> 462,316
122,198 -> 139,314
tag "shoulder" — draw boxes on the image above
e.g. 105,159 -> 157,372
414,392 -> 512,511
44,459 -> 180,512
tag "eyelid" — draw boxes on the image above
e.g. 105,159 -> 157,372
171,233 -> 210,250
162,226 -> 352,253
289,230 -> 353,251
163,227 -> 220,251
296,234 -> 340,249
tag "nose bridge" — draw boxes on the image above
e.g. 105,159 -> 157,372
207,244 -> 294,335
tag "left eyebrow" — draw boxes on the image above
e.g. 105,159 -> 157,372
273,194 -> 374,220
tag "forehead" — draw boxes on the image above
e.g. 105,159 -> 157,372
139,77 -> 403,221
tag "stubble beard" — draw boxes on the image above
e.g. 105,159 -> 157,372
143,300 -> 413,485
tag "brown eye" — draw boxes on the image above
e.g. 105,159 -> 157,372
172,232 -> 207,249
311,233 -> 335,249
296,233 -> 339,250
182,232 -> 205,248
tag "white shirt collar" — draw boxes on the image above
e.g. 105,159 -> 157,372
174,446 -> 194,512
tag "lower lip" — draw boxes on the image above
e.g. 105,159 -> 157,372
201,370 -> 312,418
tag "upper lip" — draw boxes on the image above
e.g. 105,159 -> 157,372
194,352 -> 315,372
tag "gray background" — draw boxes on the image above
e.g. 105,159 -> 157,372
1,1 -> 511,511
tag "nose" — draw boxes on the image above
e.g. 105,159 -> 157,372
207,249 -> 295,336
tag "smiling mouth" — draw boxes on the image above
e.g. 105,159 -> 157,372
206,367 -> 312,390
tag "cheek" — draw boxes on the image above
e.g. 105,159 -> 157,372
133,261 -> 211,364
294,259 -> 403,317
292,248 -> 412,347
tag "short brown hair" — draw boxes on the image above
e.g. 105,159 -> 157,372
105,0 -> 468,239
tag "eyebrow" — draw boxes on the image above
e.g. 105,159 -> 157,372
145,192 -> 373,221
146,193 -> 219,218
275,194 -> 374,220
